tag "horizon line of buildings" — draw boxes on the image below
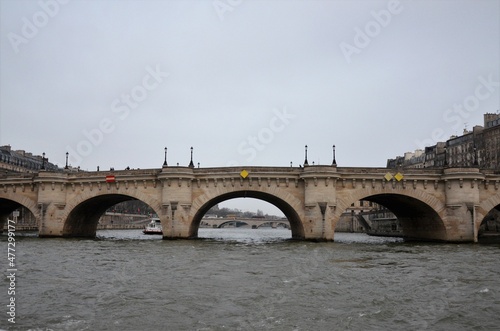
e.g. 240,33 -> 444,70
387,112 -> 500,170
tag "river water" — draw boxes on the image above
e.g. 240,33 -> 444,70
2,229 -> 499,330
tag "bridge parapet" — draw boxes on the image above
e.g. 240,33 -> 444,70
300,165 -> 339,176
191,166 -> 301,175
337,167 -> 443,175
482,171 -> 500,190
482,169 -> 500,178
65,168 -> 161,179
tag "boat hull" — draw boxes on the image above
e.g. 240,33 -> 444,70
143,229 -> 162,235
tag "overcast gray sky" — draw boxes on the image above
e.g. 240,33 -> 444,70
1,0 -> 499,213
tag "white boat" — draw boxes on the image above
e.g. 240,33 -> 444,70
143,218 -> 162,235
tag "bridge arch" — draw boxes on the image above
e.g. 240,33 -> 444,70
61,191 -> 163,237
189,189 -> 305,239
478,192 -> 500,218
477,193 -> 500,238
0,193 -> 39,232
335,188 -> 447,241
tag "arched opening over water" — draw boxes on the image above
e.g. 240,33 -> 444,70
478,204 -> 500,242
0,197 -> 38,233
189,191 -> 304,240
336,193 -> 446,241
63,194 -> 160,238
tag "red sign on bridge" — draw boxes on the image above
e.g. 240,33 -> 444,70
105,175 -> 115,183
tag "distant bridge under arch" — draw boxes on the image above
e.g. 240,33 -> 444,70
201,217 -> 290,230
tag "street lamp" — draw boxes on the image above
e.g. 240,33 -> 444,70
444,147 -> 448,167
304,145 -> 309,166
163,147 -> 168,167
188,147 -> 195,168
332,145 -> 337,166
65,152 -> 69,169
41,152 -> 45,170
473,145 -> 478,166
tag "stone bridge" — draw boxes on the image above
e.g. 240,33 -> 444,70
200,217 -> 290,229
1,165 -> 500,242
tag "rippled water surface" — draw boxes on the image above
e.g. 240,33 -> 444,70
2,229 -> 500,330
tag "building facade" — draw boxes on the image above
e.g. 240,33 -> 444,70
388,113 -> 500,170
0,145 -> 59,173
483,113 -> 500,169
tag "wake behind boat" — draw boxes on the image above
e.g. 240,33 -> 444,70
143,218 -> 162,235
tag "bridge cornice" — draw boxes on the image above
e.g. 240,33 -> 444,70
442,167 -> 486,181
159,166 -> 195,179
2,167 -> 499,188
0,176 -> 36,186
300,165 -> 339,179
34,171 -> 69,183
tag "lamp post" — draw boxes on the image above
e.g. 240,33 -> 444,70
163,147 -> 168,167
332,145 -> 337,166
444,147 -> 448,167
473,145 -> 478,167
65,152 -> 69,169
304,145 -> 309,166
41,152 -> 45,170
188,147 -> 194,168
